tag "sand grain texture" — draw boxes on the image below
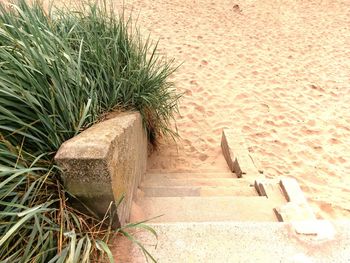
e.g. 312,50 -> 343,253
116,0 -> 350,220
49,0 -> 350,219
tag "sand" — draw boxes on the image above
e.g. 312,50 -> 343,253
116,0 -> 350,220
46,0 -> 350,219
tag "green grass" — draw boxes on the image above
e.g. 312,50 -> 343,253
0,0 -> 179,261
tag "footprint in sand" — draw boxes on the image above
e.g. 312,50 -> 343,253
184,90 -> 193,96
195,105 -> 205,112
138,0 -> 350,219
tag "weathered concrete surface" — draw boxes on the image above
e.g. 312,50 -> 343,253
291,220 -> 335,238
275,202 -> 317,222
255,178 -> 287,205
55,112 -> 147,226
272,177 -> 318,223
130,196 -> 278,222
141,185 -> 259,197
140,173 -> 258,196
280,177 -> 308,204
221,129 -> 263,180
145,172 -> 236,179
112,221 -> 350,262
142,176 -> 254,187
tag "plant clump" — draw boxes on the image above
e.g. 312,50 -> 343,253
0,0 -> 179,261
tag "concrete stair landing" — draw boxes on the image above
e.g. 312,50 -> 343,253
113,221 -> 350,263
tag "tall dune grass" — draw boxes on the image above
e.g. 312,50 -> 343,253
0,0 -> 179,261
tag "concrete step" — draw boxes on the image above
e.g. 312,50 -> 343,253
130,196 -> 278,223
140,185 -> 258,197
142,176 -> 252,188
112,221 -> 350,263
145,172 -> 236,179
146,169 -> 232,174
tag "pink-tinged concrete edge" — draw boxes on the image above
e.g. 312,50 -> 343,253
54,111 -> 147,226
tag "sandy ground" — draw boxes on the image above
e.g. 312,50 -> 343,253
45,0 -> 350,219
114,0 -> 350,220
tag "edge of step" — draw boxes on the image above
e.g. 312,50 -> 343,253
144,172 -> 237,178
142,177 -> 254,187
131,196 -> 278,223
139,185 -> 259,197
113,220 -> 348,263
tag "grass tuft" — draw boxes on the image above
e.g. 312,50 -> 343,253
0,0 -> 179,261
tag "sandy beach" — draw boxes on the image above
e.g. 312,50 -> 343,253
49,0 -> 350,219
116,0 -> 350,220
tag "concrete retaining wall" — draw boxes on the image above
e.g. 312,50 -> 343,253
55,112 -> 147,227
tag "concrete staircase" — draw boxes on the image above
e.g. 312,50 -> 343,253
130,172 -> 280,223
112,129 -> 347,262
113,169 -> 348,263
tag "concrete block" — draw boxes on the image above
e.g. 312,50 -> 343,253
221,129 -> 261,179
254,178 -> 286,205
55,112 -> 147,226
274,202 -> 316,222
279,177 -> 307,204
